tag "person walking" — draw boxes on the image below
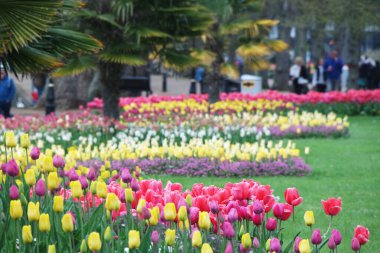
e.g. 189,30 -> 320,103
195,65 -> 206,94
324,50 -> 343,91
357,56 -> 373,89
290,57 -> 309,95
312,58 -> 327,92
0,63 -> 16,118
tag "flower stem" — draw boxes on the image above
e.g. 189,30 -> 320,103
323,216 -> 333,238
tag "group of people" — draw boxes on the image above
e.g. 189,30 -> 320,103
290,51 -> 380,94
290,50 -> 348,94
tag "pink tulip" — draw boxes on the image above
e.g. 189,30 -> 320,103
151,231 -> 159,244
227,208 -> 238,223
222,222 -> 235,239
270,238 -> 281,253
284,187 -> 303,207
35,179 -> 46,197
6,159 -> 19,177
9,185 -> 19,200
311,229 -> 322,245
30,147 -> 40,160
266,218 -> 277,231
130,178 -> 140,192
351,237 -> 361,251
224,241 -> 233,253
53,155 -> 65,168
121,169 -> 132,183
253,237 -> 260,249
332,229 -> 342,245
252,200 -> 263,214
294,236 -> 302,253
328,236 -> 336,250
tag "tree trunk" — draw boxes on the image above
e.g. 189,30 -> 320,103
98,62 -> 123,119
346,31 -> 362,89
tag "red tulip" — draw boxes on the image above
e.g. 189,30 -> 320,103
284,188 -> 303,206
321,197 -> 342,216
354,225 -> 370,245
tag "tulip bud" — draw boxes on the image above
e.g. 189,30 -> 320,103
273,203 -> 283,219
87,167 -> 96,181
198,211 -> 211,230
48,245 -> 56,253
151,230 -> 159,244
192,230 -> 202,247
30,147 -> 40,160
39,213 -> 51,232
88,232 -> 102,251
298,239 -> 311,253
328,236 -> 336,250
130,177 -> 140,192
222,221 -> 235,239
227,208 -> 238,223
190,207 -> 199,225
351,237 -> 361,251
105,193 -> 121,211
270,238 -> 282,253
304,210 -> 315,226
68,168 -> 79,181
332,229 -> 342,245
20,133 -> 31,149
104,226 -> 112,242
148,207 -> 159,226
164,202 -> 177,221
125,188 -> 134,203
90,181 -> 97,194
53,155 -> 65,168
265,239 -> 271,251
47,172 -> 59,190
121,169 -> 132,183
266,217 -> 277,231
27,201 -> 40,221
10,200 -> 23,219
185,194 -> 192,207
252,200 -> 263,214
165,229 -> 175,246
22,225 -> 33,244
80,239 -> 88,253
96,181 -> 108,198
239,224 -> 245,238
4,131 -> 17,148
253,237 -> 260,249
178,206 -> 187,221
252,212 -> 263,226
25,169 -> 36,186
294,237 -> 302,253
311,229 -> 322,245
9,184 -> 19,200
71,180 -> 83,198
128,230 -> 140,249
201,243 -> 213,253
53,196 -> 64,212
141,206 -> 151,220
62,213 -> 74,232
241,233 -> 252,249
136,199 -> 146,214
224,241 -> 233,253
6,159 -> 19,177
209,201 -> 219,214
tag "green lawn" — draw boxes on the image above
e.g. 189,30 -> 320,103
151,116 -> 380,252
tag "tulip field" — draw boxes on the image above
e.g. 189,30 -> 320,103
0,90 -> 379,253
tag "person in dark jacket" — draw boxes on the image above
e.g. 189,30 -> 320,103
0,64 -> 16,118
312,58 -> 327,92
368,60 -> 380,90
290,57 -> 309,94
324,50 -> 343,91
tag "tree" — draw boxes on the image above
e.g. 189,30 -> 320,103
0,0 -> 102,75
195,0 -> 287,103
56,0 -> 212,118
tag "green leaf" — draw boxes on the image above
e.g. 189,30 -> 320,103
52,55 -> 97,77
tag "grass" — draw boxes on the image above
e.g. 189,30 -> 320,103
150,116 -> 380,252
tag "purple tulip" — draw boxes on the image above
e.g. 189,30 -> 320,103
30,147 -> 40,160
67,168 -> 79,181
130,177 -> 140,192
239,244 -> 247,253
294,236 -> 302,253
332,229 -> 342,245
151,231 -> 159,244
351,237 -> 361,251
53,155 -> 65,168
270,238 -> 281,253
253,200 -> 263,214
87,167 -> 96,181
79,176 -> 89,189
253,237 -> 260,249
222,221 -> 235,239
227,208 -> 238,223
328,236 -> 336,250
121,168 -> 132,183
6,159 -> 19,177
224,241 -> 233,253
266,217 -> 277,231
1,163 -> 6,173
311,229 -> 322,245
35,179 -> 46,197
9,185 -> 19,200
142,206 -> 151,220
209,200 -> 219,214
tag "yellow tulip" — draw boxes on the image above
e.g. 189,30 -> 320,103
148,208 -> 159,226
125,188 -> 134,203
27,202 -> 40,221
62,213 -> 74,232
4,131 -> 16,148
241,233 -> 252,249
201,243 -> 213,253
71,180 -> 83,198
20,133 -> 31,149
96,181 -> 108,198
90,181 -> 97,194
185,194 -> 192,207
47,172 -> 59,190
128,230 -> 141,249
39,213 -> 51,232
165,229 -> 175,246
48,245 -> 56,253
22,225 -> 33,244
53,196 -> 64,212
136,199 -> 146,214
25,169 -> 36,186
192,230 -> 202,247
43,156 -> 54,172
10,200 -> 23,219
164,202 -> 176,221
299,239 -> 311,253
304,211 -> 315,226
178,206 -> 187,221
104,226 -> 112,242
88,232 -> 102,251
105,193 -> 121,211
198,211 -> 210,230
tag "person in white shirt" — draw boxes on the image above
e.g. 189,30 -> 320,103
312,58 -> 327,92
290,57 -> 309,94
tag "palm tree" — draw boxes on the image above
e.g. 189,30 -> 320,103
0,0 -> 102,75
196,0 -> 287,103
56,0 -> 213,118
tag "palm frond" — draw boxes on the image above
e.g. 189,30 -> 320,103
220,63 -> 240,79
236,44 -> 271,58
77,10 -> 122,29
162,49 -> 200,70
99,51 -> 146,65
190,49 -> 216,66
52,55 -> 97,77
